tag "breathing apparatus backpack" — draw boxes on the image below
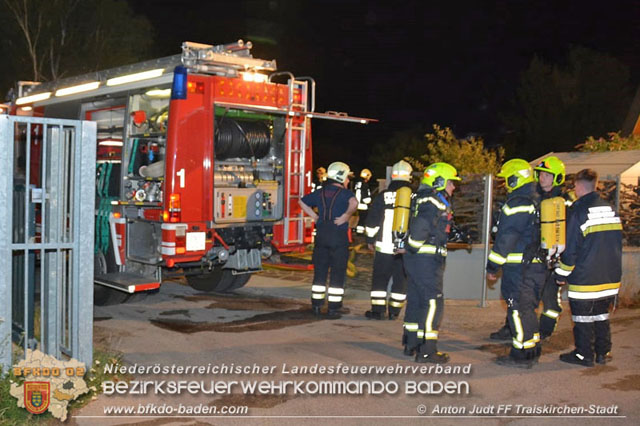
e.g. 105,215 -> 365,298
540,196 -> 566,258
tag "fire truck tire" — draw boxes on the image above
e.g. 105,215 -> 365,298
225,273 -> 252,291
94,251 -> 129,306
186,269 -> 235,292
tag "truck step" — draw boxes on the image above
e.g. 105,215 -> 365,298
94,272 -> 160,293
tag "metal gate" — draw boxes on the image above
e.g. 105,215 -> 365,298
0,115 -> 96,375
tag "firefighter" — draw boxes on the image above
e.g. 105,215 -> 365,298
534,156 -> 573,339
403,162 -> 460,364
489,155 -> 572,341
312,166 -> 327,191
299,161 -> 358,319
353,168 -> 373,234
364,160 -> 413,320
487,159 -> 547,368
555,169 -> 622,366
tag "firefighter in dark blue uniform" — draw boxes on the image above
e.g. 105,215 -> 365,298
487,159 -> 547,368
364,160 -> 413,320
403,162 -> 460,364
489,156 -> 573,341
300,162 -> 358,319
555,169 -> 622,366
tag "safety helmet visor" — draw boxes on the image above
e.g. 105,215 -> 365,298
533,156 -> 565,186
498,159 -> 534,192
421,162 -> 461,190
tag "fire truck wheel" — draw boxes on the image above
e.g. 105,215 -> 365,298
225,273 -> 252,291
186,269 -> 235,292
94,251 -> 129,305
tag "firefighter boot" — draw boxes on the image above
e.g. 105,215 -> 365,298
534,344 -> 542,360
415,350 -> 450,364
388,305 -> 401,320
559,350 -> 594,367
403,346 -> 416,357
402,333 -> 417,356
596,352 -> 613,365
539,316 -> 557,340
495,355 -> 534,369
312,306 -> 322,318
489,324 -> 512,341
496,347 -> 536,369
415,342 -> 449,364
365,310 -> 385,320
326,309 -> 342,320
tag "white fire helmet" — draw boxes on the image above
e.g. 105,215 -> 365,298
391,160 -> 412,181
327,161 -> 351,184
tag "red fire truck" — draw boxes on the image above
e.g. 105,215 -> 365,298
12,40 -> 373,304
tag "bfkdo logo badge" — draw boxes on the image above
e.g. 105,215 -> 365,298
24,381 -> 50,414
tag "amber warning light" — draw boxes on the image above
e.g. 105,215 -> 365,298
167,193 -> 182,223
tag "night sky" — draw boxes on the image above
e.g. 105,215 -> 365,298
118,1 -> 640,170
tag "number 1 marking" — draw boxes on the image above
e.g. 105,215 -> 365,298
177,168 -> 185,188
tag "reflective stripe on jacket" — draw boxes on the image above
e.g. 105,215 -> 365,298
365,181 -> 412,254
406,185 -> 451,257
354,180 -> 372,210
554,191 -> 622,300
486,182 -> 539,273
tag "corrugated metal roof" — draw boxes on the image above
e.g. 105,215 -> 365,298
531,151 -> 640,178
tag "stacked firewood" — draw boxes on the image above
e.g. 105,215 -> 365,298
452,176 -> 639,246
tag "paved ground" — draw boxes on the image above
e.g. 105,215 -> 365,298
70,248 -> 640,425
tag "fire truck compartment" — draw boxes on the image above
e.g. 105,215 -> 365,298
127,220 -> 162,264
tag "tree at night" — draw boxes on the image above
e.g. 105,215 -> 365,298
410,124 -> 504,176
503,46 -> 632,158
0,0 -> 154,97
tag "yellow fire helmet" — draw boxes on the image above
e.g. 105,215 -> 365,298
316,167 -> 327,180
327,161 -> 351,184
360,168 -> 372,180
497,158 -> 534,192
534,155 -> 565,186
391,160 -> 413,181
421,162 -> 461,191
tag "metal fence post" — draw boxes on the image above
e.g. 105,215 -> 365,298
75,121 -> 96,367
0,116 -> 15,375
615,176 -> 621,213
479,173 -> 493,308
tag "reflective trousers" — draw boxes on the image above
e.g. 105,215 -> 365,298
355,210 -> 368,234
501,262 -> 546,359
311,243 -> 349,310
370,251 -> 407,315
569,296 -> 614,359
539,268 -> 563,336
403,253 -> 445,354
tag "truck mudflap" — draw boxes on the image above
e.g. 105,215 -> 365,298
94,272 -> 161,293
108,213 -> 126,265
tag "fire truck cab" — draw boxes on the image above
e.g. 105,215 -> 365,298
12,40 -> 373,304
